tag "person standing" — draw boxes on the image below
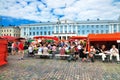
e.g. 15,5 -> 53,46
110,45 -> 120,63
11,41 -> 18,55
18,41 -> 24,60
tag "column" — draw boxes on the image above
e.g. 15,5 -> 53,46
59,25 -> 60,33
54,25 -> 56,33
112,24 -> 114,33
71,25 -> 73,33
63,26 -> 65,33
67,25 -> 69,33
66,36 -> 68,40
117,24 -> 119,32
27,27 -> 29,37
76,25 -> 77,34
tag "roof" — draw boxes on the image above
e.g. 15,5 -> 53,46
88,33 -> 120,41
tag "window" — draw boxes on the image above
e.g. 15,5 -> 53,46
106,30 -> 109,33
92,30 -> 94,33
82,30 -> 84,34
37,27 -> 39,29
24,32 -> 26,35
29,32 -> 31,35
96,30 -> 99,33
82,25 -> 84,28
96,25 -> 99,28
24,27 -> 26,30
37,32 -> 39,35
87,30 -> 89,32
114,30 -> 116,32
33,27 -> 35,30
87,25 -> 89,28
4,30 -> 6,32
78,30 -> 80,34
48,31 -> 50,35
44,27 -> 46,29
91,25 -> 94,28
44,32 -> 46,35
56,31 -> 59,33
73,30 -> 75,33
106,25 -> 108,28
40,32 -> 42,35
101,30 -> 104,33
65,31 -> 67,33
101,25 -> 103,28
33,32 -> 35,35
29,28 -> 31,30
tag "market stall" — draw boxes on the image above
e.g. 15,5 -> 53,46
0,37 -> 8,66
87,33 -> 120,51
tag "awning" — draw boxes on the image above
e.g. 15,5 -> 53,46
1,36 -> 17,42
88,33 -> 120,41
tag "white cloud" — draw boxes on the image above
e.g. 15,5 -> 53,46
0,0 -> 120,21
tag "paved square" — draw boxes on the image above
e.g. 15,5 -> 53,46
0,55 -> 120,80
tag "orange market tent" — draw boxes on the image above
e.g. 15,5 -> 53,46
0,37 -> 8,66
34,36 -> 59,41
88,33 -> 120,41
87,33 -> 120,51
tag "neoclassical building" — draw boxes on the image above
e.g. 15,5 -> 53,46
20,17 -> 120,40
0,26 -> 20,37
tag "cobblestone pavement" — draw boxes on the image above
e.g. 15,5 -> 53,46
0,55 -> 120,80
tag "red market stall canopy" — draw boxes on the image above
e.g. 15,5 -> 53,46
1,36 -> 17,42
0,37 -> 8,66
34,36 -> 59,41
69,36 -> 87,40
88,33 -> 120,41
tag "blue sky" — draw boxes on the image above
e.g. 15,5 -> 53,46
0,0 -> 120,26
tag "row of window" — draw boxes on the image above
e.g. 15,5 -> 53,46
24,29 -> 116,36
1,34 -> 20,37
24,31 -> 54,36
25,25 -> 110,30
1,30 -> 19,32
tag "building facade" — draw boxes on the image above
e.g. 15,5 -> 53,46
0,26 -> 20,37
20,17 -> 120,40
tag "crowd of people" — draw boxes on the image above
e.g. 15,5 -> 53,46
9,39 -> 120,63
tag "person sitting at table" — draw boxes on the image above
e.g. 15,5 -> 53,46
38,44 -> 43,55
43,44 -> 49,54
95,44 -> 101,54
80,46 -> 87,62
99,45 -> 107,62
28,44 -> 34,56
89,46 -> 96,62
110,45 -> 120,63
60,46 -> 65,55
